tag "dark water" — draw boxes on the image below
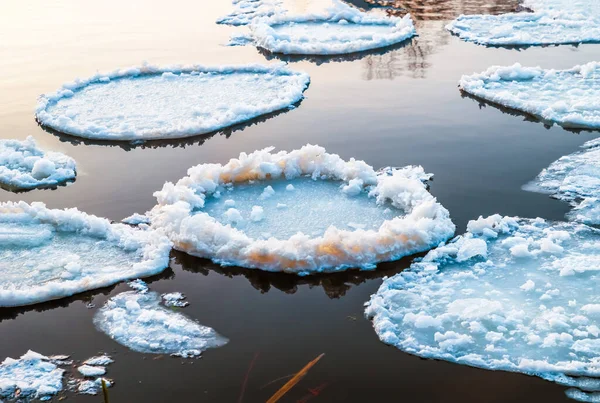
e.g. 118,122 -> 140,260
1,0 -> 599,401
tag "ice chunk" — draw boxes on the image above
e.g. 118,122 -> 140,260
525,138 -> 600,224
0,201 -> 171,307
460,62 -> 600,130
217,0 -> 283,26
93,291 -> 228,357
0,136 -> 76,191
82,355 -> 113,367
149,144 -> 455,273
36,64 -> 310,141
77,378 -> 111,395
366,215 -> 600,400
447,0 -> 600,46
122,213 -> 150,225
247,0 -> 415,55
162,292 -> 189,307
0,351 -> 64,401
77,365 -> 105,377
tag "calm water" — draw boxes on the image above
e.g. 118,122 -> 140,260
1,0 -> 599,401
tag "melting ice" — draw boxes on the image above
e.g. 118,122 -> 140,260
0,351 -> 64,401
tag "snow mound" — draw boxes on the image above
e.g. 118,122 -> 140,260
248,0 -> 415,55
0,201 -> 171,307
525,138 -> 600,224
94,291 -> 228,357
36,64 -> 310,141
0,136 -> 76,191
217,0 -> 283,26
447,0 -> 600,46
366,215 -> 600,401
149,144 -> 455,274
0,351 -> 64,401
459,62 -> 600,130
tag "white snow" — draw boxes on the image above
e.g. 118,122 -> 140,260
149,144 -> 455,274
0,136 -> 76,191
82,355 -> 113,367
0,351 -> 64,401
447,0 -> 600,46
366,215 -> 600,401
459,62 -> 600,130
36,64 -> 310,141
94,291 -> 228,357
77,378 -> 112,395
247,0 -> 415,55
0,201 -> 171,307
122,213 -> 151,226
525,138 -> 600,224
77,365 -> 105,377
217,0 -> 283,26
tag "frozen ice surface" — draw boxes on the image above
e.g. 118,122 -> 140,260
0,201 -> 171,307
447,0 -> 600,46
525,138 -> 600,225
0,136 -> 76,191
459,62 -> 600,130
82,356 -> 113,367
366,215 -> 600,401
217,0 -> 283,26
77,365 -> 105,377
149,144 -> 455,274
162,292 -> 189,307
0,351 -> 64,401
248,0 -> 416,55
94,291 -> 228,357
36,64 -> 310,141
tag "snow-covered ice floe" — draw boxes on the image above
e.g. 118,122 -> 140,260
0,351 -> 64,401
447,0 -> 600,46
217,0 -> 283,26
0,201 -> 171,307
148,144 -> 455,274
366,215 -> 600,402
0,136 -> 76,191
525,138 -> 600,225
246,0 -> 415,55
94,291 -> 228,357
459,62 -> 600,130
35,64 -> 310,141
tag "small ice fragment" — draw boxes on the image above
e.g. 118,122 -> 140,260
77,365 -> 106,377
250,206 -> 264,222
0,351 -> 64,400
224,199 -> 236,207
286,184 -> 295,191
122,213 -> 151,225
260,186 -> 275,200
128,279 -> 149,293
83,355 -> 113,366
162,292 -> 189,307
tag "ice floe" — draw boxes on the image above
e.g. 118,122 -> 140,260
148,144 -> 455,274
162,292 -> 189,307
366,215 -> 600,401
0,201 -> 171,307
459,62 -> 600,130
525,138 -> 600,225
447,0 -> 600,46
247,0 -> 416,55
217,0 -> 283,26
36,64 -> 310,141
0,136 -> 76,191
0,351 -> 64,401
93,291 -> 228,357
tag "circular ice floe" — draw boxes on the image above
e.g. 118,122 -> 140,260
248,1 -> 416,55
460,62 -> 600,130
35,64 -> 310,141
93,291 -> 228,357
0,351 -> 64,401
148,144 -> 455,274
0,201 -> 171,307
0,136 -> 76,191
366,215 -> 600,401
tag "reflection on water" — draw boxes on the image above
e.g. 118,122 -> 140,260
173,250 -> 418,299
349,0 -> 520,19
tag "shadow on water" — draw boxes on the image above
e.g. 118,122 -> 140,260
460,90 -> 600,134
0,177 -> 76,194
172,250 -> 421,299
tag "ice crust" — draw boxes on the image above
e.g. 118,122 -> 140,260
36,64 -> 310,141
525,138 -> 600,225
247,1 -> 416,55
447,0 -> 600,46
93,291 -> 228,357
459,62 -> 600,130
217,0 -> 283,26
0,351 -> 64,401
0,201 -> 171,307
0,136 -> 76,191
366,215 -> 600,401
149,144 -> 455,274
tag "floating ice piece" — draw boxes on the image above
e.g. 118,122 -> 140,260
447,0 -> 600,46
0,201 -> 171,307
82,355 -> 113,367
217,0 -> 284,26
127,279 -> 149,293
36,64 -> 310,141
94,291 -> 228,357
149,144 -> 454,274
366,215 -> 600,401
77,378 -> 111,395
460,62 -> 600,130
0,351 -> 64,401
122,213 -> 151,226
0,136 -> 76,191
525,138 -> 600,224
77,365 -> 105,377
248,0 -> 416,55
162,292 -> 189,307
